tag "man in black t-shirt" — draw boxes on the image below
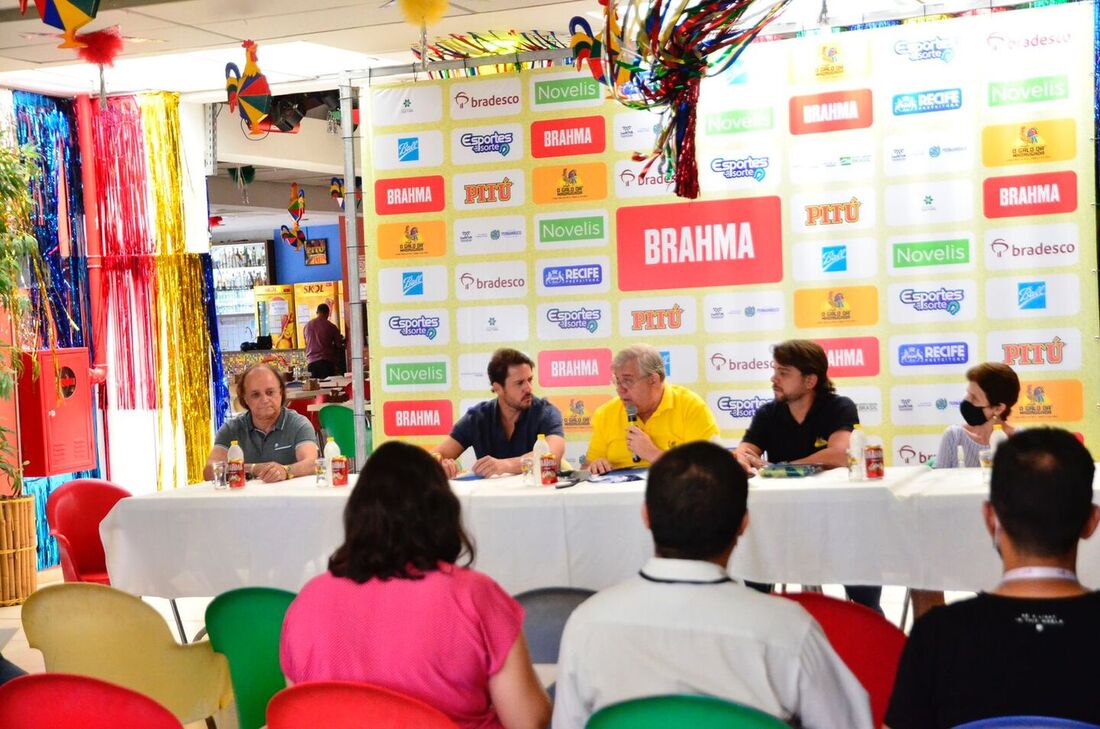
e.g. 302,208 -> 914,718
886,428 -> 1100,728
733,340 -> 878,611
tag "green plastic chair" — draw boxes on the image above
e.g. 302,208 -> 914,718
586,695 -> 788,729
318,405 -> 370,461
204,587 -> 297,729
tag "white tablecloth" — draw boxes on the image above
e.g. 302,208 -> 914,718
100,466 -> 1100,599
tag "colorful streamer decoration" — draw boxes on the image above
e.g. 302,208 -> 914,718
330,177 -> 344,210
280,183 -> 306,250
225,40 -> 274,136
28,0 -> 100,49
413,29 -> 570,77
572,0 -> 792,199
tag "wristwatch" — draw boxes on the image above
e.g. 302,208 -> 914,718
283,465 -> 293,480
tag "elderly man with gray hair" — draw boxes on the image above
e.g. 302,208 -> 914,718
585,344 -> 719,475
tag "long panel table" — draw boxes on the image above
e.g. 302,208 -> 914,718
100,466 -> 1100,599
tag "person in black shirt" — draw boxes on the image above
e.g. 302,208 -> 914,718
886,428 -> 1100,728
733,340 -> 878,611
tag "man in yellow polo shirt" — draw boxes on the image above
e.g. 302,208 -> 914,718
586,344 -> 719,475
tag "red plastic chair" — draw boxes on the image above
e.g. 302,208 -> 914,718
781,592 -> 906,728
287,395 -> 324,434
0,673 -> 183,729
46,478 -> 131,584
267,681 -> 459,729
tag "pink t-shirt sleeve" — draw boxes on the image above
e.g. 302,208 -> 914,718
465,570 -> 524,677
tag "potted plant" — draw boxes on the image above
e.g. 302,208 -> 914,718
0,143 -> 41,606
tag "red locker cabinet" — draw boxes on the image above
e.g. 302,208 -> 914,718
18,348 -> 96,477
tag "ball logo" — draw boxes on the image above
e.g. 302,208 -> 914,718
821,245 -> 847,273
401,271 -> 424,297
387,315 -> 439,340
1002,336 -> 1065,366
459,131 -> 513,157
397,137 -> 419,162
546,307 -> 601,333
1017,281 -> 1047,310
804,197 -> 862,226
463,177 -> 513,205
899,287 -> 964,315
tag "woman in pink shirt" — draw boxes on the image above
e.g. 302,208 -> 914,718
280,441 -> 550,729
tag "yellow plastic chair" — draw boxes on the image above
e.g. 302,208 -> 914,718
21,583 -> 233,727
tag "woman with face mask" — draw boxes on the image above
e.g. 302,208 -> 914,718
935,362 -> 1021,469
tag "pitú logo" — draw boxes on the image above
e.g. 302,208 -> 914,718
821,245 -> 847,273
546,306 -> 602,333
709,155 -> 769,181
387,315 -> 439,340
401,271 -> 424,296
716,395 -> 771,418
893,36 -> 954,62
397,137 -> 419,162
1002,336 -> 1065,366
899,287 -> 964,315
543,264 -> 602,288
804,197 -> 862,226
463,177 -> 513,205
897,342 -> 969,366
460,130 -> 513,157
631,305 -> 684,331
1017,281 -> 1047,310
893,88 -> 962,115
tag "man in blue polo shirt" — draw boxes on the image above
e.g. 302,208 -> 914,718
433,348 -> 565,478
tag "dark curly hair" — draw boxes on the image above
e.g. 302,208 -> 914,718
329,441 -> 475,581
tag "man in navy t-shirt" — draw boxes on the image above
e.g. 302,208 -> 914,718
433,348 -> 565,478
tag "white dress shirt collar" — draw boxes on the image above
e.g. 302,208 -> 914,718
638,557 -> 733,584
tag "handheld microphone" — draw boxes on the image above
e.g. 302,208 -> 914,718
625,404 -> 641,463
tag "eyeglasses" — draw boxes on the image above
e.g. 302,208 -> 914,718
612,374 -> 648,389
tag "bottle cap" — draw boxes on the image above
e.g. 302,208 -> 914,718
327,436 -> 335,442
537,433 -> 546,439
230,440 -> 238,445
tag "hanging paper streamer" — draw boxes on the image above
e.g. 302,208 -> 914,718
573,0 -> 792,199
413,29 -> 570,78
139,92 -> 214,486
280,182 -> 306,249
12,91 -> 87,351
201,253 -> 230,428
90,95 -> 157,411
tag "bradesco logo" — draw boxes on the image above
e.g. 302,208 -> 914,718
382,356 -> 449,393
816,337 -> 880,377
1014,379 -> 1083,423
988,75 -> 1069,106
382,400 -> 453,436
547,394 -> 613,431
793,286 -> 878,328
892,88 -> 962,116
450,78 -> 521,119
894,435 -> 942,466
538,348 -> 612,388
533,163 -> 607,204
986,30 -> 1073,53
789,90 -> 872,135
891,238 -> 970,270
983,171 -> 1077,219
703,108 -> 773,136
535,210 -> 607,250
455,261 -> 527,301
531,75 -> 602,110
985,223 -> 1079,271
374,175 -> 445,215
704,342 -> 773,383
531,116 -> 605,158
377,220 -> 446,259
616,197 -> 782,292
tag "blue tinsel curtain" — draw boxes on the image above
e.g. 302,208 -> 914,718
201,253 -> 230,426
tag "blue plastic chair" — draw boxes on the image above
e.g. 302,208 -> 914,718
954,718 -> 1100,729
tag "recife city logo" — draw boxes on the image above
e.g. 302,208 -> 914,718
387,315 -> 439,340
1018,281 -> 1047,310
401,271 -> 424,297
459,130 -> 513,157
709,155 -> 769,181
893,88 -> 962,115
397,137 -> 419,163
898,342 -> 969,366
545,306 -> 602,333
543,264 -> 602,288
893,36 -> 955,62
899,287 -> 964,315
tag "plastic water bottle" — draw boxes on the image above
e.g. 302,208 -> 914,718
956,444 -> 967,468
989,424 -> 1008,461
531,434 -> 552,485
847,425 -> 866,481
227,440 -> 246,489
323,437 -> 341,485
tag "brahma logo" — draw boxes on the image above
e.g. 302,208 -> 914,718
986,31 -> 1072,52
789,90 -> 872,134
821,245 -> 847,273
983,171 -> 1077,218
375,176 -> 445,215
817,337 -> 880,377
386,314 -> 440,340
894,36 -> 955,62
616,197 -> 782,291
1017,281 -> 1046,310
981,119 -> 1076,167
450,78 -> 522,119
898,286 -> 964,315
533,163 -> 607,204
709,155 -> 769,181
898,342 -> 969,367
893,88 -> 962,115
383,400 -> 453,436
401,271 -> 424,297
804,197 -> 863,226
984,224 -> 1078,270
531,116 -> 605,158
397,137 -> 419,162
538,348 -> 612,388
988,75 -> 1069,106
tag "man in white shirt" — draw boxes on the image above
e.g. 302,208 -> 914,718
552,441 -> 873,729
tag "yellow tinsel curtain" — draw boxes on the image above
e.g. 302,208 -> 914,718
139,92 -> 213,486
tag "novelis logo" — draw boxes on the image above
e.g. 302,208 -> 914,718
804,197 -> 862,226
459,130 -> 513,157
709,155 -> 769,181
898,342 -> 969,366
892,239 -> 969,268
899,287 -> 964,315
704,108 -> 773,135
545,307 -> 602,333
631,305 -> 684,331
401,271 -> 424,296
1017,281 -> 1047,310
539,215 -> 604,244
893,88 -> 962,115
387,315 -> 440,340
534,77 -> 600,105
1003,336 -> 1065,366
397,137 -> 419,162
385,361 -> 446,386
893,36 -> 954,62
821,245 -> 847,273
716,395 -> 771,418
543,264 -> 602,288
988,75 -> 1068,106
463,177 -> 514,205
